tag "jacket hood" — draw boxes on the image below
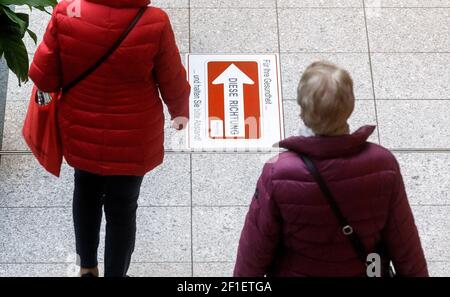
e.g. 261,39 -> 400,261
277,125 -> 376,159
85,0 -> 150,8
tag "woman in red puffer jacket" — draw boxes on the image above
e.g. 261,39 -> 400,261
29,0 -> 190,277
234,61 -> 428,277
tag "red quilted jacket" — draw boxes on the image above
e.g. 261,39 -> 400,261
234,126 -> 428,277
29,0 -> 190,176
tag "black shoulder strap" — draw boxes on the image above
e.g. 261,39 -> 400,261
299,153 -> 369,265
62,7 -> 147,93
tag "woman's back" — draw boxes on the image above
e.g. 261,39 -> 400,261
234,61 -> 428,277
235,126 -> 428,277
29,0 -> 190,176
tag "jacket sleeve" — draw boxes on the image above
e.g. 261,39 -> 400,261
383,160 -> 429,277
28,8 -> 62,92
234,163 -> 282,277
153,13 -> 190,120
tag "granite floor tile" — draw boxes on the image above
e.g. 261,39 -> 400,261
192,154 -> 273,206
164,9 -> 190,54
377,100 -> 450,149
0,208 -> 74,263
0,153 -> 190,207
371,53 -> 450,99
280,53 -> 374,100
0,156 -> 74,207
365,0 -> 450,7
395,153 -> 450,206
132,207 -> 191,262
6,76 -> 32,101
427,261 -> 450,277
2,100 -> 27,151
0,58 -> 8,149
139,154 -> 191,207
412,206 -> 450,262
191,0 -> 275,8
0,262 -> 192,277
0,263 -> 74,277
278,8 -> 368,53
190,9 -> 278,53
0,206 -> 190,264
123,262 -> 192,277
193,262 -> 235,277
97,262 -> 193,277
278,0 -> 363,7
0,207 -> 191,264
0,59 -> 7,92
366,8 -> 450,52
193,207 -> 247,262
152,0 -> 189,8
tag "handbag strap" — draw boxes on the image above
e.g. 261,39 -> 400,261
298,153 -> 369,265
62,7 -> 147,93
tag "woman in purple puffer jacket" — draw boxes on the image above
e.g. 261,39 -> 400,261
234,61 -> 428,277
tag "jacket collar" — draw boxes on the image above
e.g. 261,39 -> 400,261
85,0 -> 150,8
277,126 -> 376,159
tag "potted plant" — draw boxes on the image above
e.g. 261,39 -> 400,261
0,0 -> 57,86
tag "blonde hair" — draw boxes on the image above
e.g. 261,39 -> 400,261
297,61 -> 355,136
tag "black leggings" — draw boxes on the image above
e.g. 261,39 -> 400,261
73,168 -> 144,277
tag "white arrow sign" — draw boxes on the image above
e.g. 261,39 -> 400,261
212,64 -> 254,138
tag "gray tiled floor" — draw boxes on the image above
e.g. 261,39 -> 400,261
364,0 -> 450,8
0,0 -> 449,277
366,8 -> 450,52
278,8 -> 368,53
0,59 -> 8,150
192,154 -> 268,206
281,53 -> 374,100
193,207 -> 247,262
0,262 -> 193,277
371,54 -> 450,99
377,100 -> 450,149
395,153 -> 450,206
278,0 -> 363,7
190,9 -> 278,53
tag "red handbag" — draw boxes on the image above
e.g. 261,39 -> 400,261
21,7 -> 146,177
22,87 -> 63,177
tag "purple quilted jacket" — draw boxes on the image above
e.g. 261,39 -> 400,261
234,126 -> 428,277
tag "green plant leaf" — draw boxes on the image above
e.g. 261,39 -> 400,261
0,0 -> 57,85
14,12 -> 31,34
26,28 -> 36,44
0,15 -> 25,39
0,6 -> 29,36
0,31 -> 29,85
0,0 -> 57,7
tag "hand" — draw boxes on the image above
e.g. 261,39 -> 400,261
171,116 -> 189,131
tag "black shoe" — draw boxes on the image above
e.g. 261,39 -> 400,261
81,272 -> 97,277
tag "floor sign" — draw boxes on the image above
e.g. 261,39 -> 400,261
187,54 -> 284,151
